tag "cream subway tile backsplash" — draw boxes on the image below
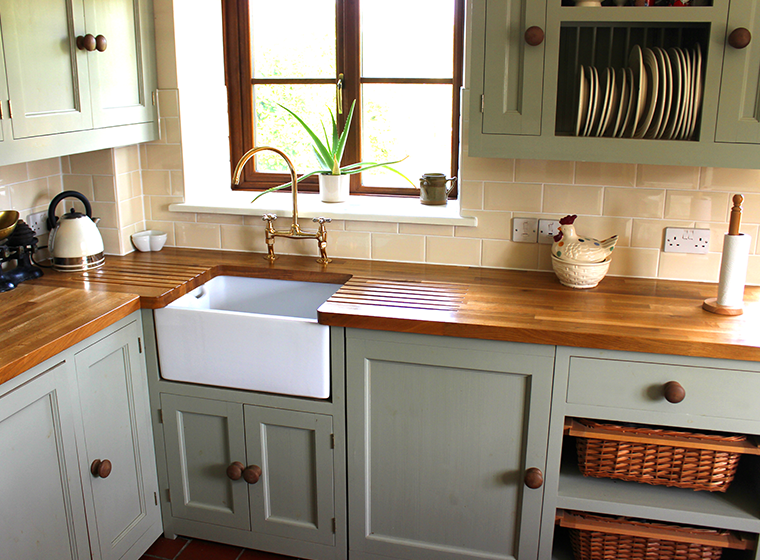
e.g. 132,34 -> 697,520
482,239 -> 539,270
664,191 -> 729,222
637,164 -> 700,189
742,193 -> 760,223
10,178 -> 49,213
426,236 -> 481,267
148,195 -> 195,222
515,159 -> 574,184
27,158 -> 61,180
69,149 -> 114,176
323,230 -> 371,259
99,227 -> 121,256
345,220 -> 398,233
0,163 -> 29,185
114,146 -> 140,174
62,174 -> 95,203
484,182 -> 542,212
143,144 -> 183,170
543,184 -> 603,215
454,211 -> 511,240
146,220 -> 176,247
371,233 -> 425,263
576,162 -> 636,187
119,196 -> 145,228
575,217 -> 633,247
220,224 -> 268,253
93,176 -> 117,203
175,222 -> 221,249
748,256 -> 760,284
603,187 -> 665,218
632,219 -> 691,249
700,167 -> 760,192
399,223 -> 455,236
90,202 -> 118,229
0,186 -> 9,209
608,247 -> 660,278
659,252 -> 722,282
197,212 -> 245,226
459,155 -> 514,182
142,170 -> 173,196
459,180 -> 483,210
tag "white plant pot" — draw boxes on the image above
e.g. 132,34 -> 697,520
319,173 -> 350,203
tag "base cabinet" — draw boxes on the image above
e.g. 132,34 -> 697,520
0,312 -> 161,560
345,329 -> 555,560
160,394 -> 336,546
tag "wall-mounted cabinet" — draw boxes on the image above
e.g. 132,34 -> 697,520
0,0 -> 157,166
470,0 -> 760,169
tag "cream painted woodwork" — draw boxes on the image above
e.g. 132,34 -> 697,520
0,0 -> 156,165
345,329 -> 555,560
469,0 -> 760,169
0,312 -> 161,560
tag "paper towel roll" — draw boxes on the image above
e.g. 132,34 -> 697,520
716,233 -> 751,307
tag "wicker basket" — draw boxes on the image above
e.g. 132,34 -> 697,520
570,419 -> 754,492
558,510 -> 733,560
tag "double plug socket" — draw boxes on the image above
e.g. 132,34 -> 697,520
513,218 -> 560,244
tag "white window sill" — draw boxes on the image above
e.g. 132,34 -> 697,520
170,191 -> 478,227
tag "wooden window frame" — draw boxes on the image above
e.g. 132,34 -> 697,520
223,0 -> 465,197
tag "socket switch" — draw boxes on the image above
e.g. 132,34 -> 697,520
512,218 -> 538,243
27,211 -> 49,236
663,227 -> 710,254
538,219 -> 560,244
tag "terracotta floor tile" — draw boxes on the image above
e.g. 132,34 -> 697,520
143,536 -> 189,559
176,539 -> 245,560
239,549 -> 296,560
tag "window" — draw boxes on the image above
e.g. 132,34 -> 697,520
223,0 -> 464,197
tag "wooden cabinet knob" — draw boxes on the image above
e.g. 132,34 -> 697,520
524,26 -> 545,47
76,34 -> 107,52
524,467 -> 544,489
728,28 -> 751,49
90,459 -> 112,478
243,465 -> 262,485
227,462 -> 261,484
664,381 -> 686,404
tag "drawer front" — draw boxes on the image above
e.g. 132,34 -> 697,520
567,356 -> 760,422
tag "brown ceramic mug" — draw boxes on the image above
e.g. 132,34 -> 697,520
419,173 -> 457,206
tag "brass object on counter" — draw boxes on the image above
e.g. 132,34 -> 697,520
232,146 -> 331,264
0,210 -> 19,240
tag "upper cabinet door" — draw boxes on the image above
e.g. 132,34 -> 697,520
478,0 -> 547,136
83,0 -> 157,128
0,0 -> 93,138
715,2 -> 760,144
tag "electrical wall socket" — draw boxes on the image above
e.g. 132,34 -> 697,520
27,211 -> 48,236
663,227 -> 710,254
512,218 -> 538,243
538,219 -> 559,244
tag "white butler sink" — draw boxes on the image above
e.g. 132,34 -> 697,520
153,276 -> 342,398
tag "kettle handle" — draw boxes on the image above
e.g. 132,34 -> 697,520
47,190 -> 93,230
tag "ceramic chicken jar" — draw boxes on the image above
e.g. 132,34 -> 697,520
551,215 -> 618,264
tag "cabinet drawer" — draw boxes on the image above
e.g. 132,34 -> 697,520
566,356 -> 760,422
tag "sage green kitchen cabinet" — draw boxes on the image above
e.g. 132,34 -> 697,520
469,0 -> 760,169
0,360 -> 90,559
0,0 -> 157,165
0,312 -> 161,560
144,313 -> 348,560
345,329 -> 555,560
71,316 -> 161,560
539,346 -> 760,559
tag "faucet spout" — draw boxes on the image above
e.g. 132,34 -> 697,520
232,146 -> 331,264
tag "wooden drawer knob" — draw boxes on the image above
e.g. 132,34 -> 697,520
524,26 -> 545,47
664,381 -> 686,404
76,34 -> 107,52
524,467 -> 544,489
90,459 -> 112,478
728,28 -> 751,49
227,461 -> 244,480
243,465 -> 262,484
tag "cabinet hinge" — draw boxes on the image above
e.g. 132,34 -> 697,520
7,99 -> 12,119
158,409 -> 163,423
152,90 -> 157,106
138,337 -> 143,353
332,518 -> 336,533
166,489 -> 171,503
154,491 -> 158,506
480,94 -> 485,113
330,433 -> 335,449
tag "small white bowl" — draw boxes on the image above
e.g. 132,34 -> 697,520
551,255 -> 611,289
132,230 -> 168,252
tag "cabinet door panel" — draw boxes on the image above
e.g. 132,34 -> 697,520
716,2 -> 760,144
245,406 -> 335,546
0,363 -> 90,559
74,321 -> 158,560
481,0 -> 546,135
347,332 -> 554,560
84,0 -> 156,128
0,0 -> 93,138
161,393 -> 251,530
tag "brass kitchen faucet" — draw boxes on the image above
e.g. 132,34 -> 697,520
232,146 -> 331,264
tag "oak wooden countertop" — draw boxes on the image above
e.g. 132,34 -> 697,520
3,246 -> 758,387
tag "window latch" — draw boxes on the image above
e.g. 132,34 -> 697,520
337,73 -> 344,114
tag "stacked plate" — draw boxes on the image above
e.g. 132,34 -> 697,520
575,44 -> 703,140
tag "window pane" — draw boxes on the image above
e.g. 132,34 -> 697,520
250,0 -> 336,79
361,0 -> 455,79
253,84 -> 337,173
361,84 -> 453,189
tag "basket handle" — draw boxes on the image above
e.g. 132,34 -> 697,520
564,418 -> 760,455
556,510 -> 755,550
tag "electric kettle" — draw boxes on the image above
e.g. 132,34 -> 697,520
47,191 -> 105,272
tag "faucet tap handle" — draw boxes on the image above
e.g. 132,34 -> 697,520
312,217 -> 332,225
262,213 -> 278,223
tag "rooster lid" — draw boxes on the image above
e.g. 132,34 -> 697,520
553,214 -> 577,242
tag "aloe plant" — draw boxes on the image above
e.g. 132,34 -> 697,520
252,100 -> 411,202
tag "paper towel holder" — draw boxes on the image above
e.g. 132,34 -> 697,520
703,194 -> 748,316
